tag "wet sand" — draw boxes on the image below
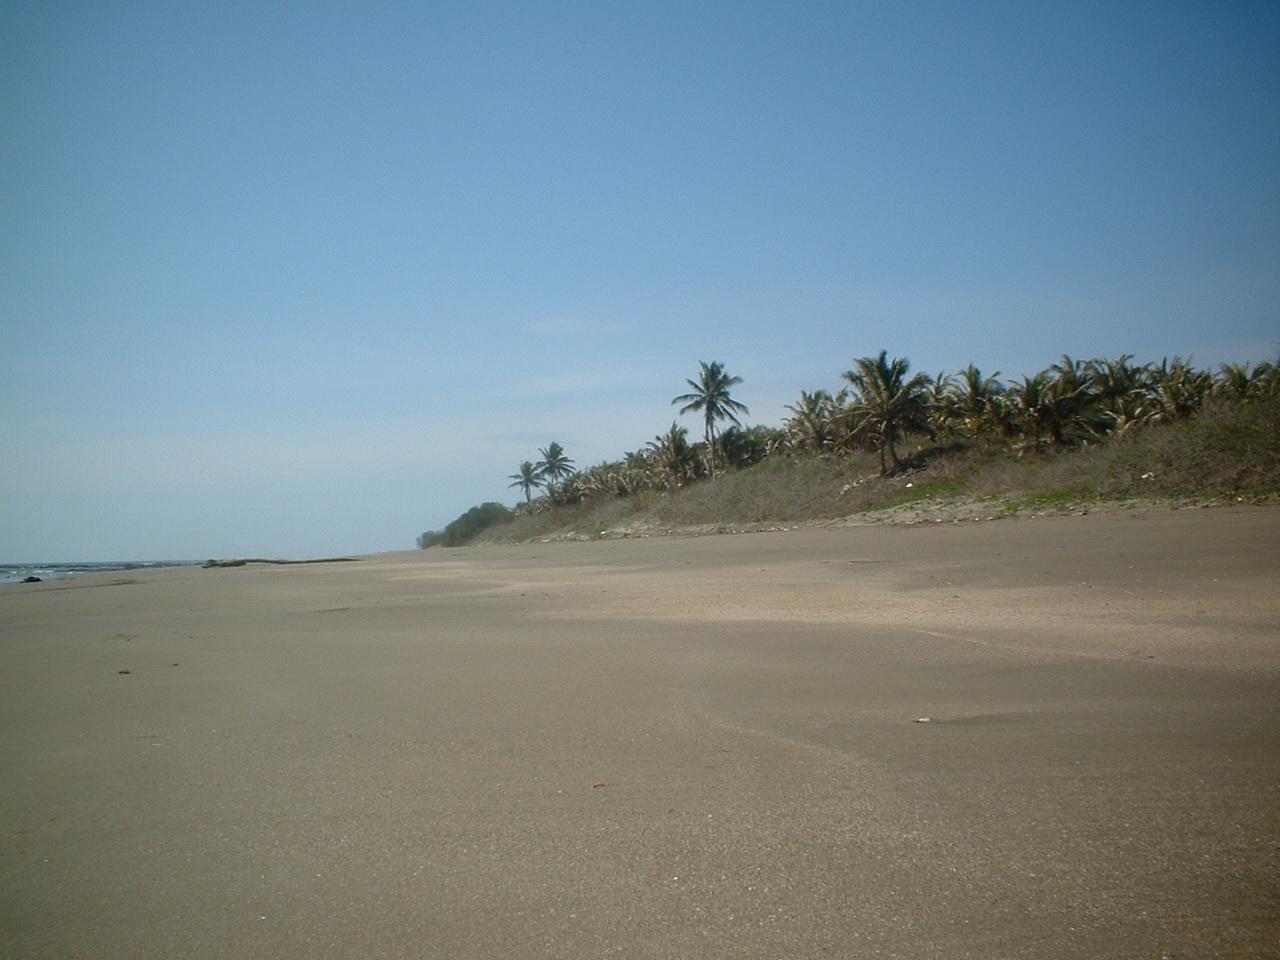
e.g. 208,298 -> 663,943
2,507 -> 1278,958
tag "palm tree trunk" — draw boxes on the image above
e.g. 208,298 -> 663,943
706,417 -> 716,477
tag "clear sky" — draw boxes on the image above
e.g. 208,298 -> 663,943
2,1 -> 1277,560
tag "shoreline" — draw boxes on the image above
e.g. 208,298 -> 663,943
0,559 -> 202,585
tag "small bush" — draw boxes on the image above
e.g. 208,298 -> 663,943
437,502 -> 512,547
477,495 -> 647,542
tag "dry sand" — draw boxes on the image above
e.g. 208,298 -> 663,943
2,507 -> 1278,958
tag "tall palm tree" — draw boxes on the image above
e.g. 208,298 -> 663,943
535,441 -> 575,486
842,351 -> 931,474
507,461 -> 540,503
672,361 -> 749,477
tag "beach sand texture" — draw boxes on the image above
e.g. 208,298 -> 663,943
2,507 -> 1278,958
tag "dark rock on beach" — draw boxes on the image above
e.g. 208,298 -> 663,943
204,557 -> 361,568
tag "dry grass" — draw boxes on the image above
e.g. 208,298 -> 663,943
651,453 -> 879,524
963,397 -> 1280,504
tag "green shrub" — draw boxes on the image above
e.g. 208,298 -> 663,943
438,502 -> 512,547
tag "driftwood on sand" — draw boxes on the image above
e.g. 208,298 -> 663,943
202,557 -> 362,568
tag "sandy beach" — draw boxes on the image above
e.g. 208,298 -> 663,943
2,507 -> 1278,959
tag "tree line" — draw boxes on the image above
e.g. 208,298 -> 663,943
501,360 -> 769,509
419,350 -> 1277,544
511,352 -> 1277,507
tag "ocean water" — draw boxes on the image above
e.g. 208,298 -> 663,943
0,561 -> 200,584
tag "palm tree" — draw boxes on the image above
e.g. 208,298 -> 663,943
1008,372 -> 1050,452
949,364 -> 1004,442
1216,360 -> 1277,402
1147,357 -> 1211,423
535,441 -> 575,486
507,461 -> 540,503
1042,354 -> 1103,445
842,351 -> 931,474
672,361 -> 749,477
784,389 -> 840,452
1217,362 -> 1254,402
924,372 -> 956,439
1089,355 -> 1147,412
1051,354 -> 1093,396
1246,360 -> 1279,400
619,449 -> 656,494
717,425 -> 775,469
1086,355 -> 1151,437
646,422 -> 697,489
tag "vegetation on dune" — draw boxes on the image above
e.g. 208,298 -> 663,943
421,353 -> 1279,547
417,501 -> 510,548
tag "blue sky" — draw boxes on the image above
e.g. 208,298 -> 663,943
2,1 -> 1277,559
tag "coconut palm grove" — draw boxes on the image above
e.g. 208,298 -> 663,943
417,351 -> 1279,547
